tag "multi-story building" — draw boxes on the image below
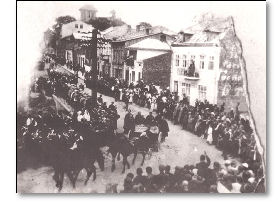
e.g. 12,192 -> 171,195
171,17 -> 247,112
125,38 -> 172,87
107,24 -> 176,81
171,38 -> 221,105
57,21 -> 94,64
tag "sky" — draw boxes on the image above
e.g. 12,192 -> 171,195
17,1 -> 266,147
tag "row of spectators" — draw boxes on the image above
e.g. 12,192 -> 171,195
96,79 -> 261,165
119,153 -> 265,193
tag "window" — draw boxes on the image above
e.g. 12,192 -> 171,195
132,71 -> 135,82
183,55 -> 187,67
186,83 -> 191,96
177,68 -> 184,75
138,72 -> 141,81
174,81 -> 178,93
182,83 -> 191,97
200,55 -> 205,69
75,24 -> 78,28
80,24 -> 83,29
208,56 -> 214,70
175,55 -> 180,66
198,85 -> 207,100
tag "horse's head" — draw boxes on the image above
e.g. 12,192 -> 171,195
96,149 -> 105,171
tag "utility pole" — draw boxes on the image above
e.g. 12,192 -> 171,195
91,29 -> 98,106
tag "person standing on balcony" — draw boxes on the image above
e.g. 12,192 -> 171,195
188,60 -> 195,77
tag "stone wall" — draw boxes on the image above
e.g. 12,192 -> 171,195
217,18 -> 248,112
142,52 -> 172,88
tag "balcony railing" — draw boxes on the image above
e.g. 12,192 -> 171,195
177,68 -> 200,80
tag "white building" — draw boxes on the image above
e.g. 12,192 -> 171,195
170,32 -> 222,105
60,21 -> 93,39
125,38 -> 172,86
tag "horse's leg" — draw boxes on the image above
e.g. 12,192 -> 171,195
141,152 -> 146,166
92,165 -> 96,181
121,155 -> 127,174
72,170 -> 80,189
126,157 -> 130,169
132,151 -> 137,165
117,152 -> 121,161
84,168 -> 92,185
58,171 -> 64,192
111,152 -> 117,172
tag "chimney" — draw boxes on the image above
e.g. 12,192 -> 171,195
145,28 -> 150,35
160,34 -> 166,42
136,25 -> 140,32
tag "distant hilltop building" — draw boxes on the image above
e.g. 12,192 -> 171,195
79,5 -> 117,23
79,5 -> 98,22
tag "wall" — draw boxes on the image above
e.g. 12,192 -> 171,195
171,45 -> 220,105
142,52 -> 172,88
61,20 -> 93,39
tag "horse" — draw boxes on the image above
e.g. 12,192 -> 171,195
108,132 -> 152,174
52,137 -> 105,191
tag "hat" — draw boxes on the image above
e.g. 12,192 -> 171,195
149,126 -> 159,134
159,164 -> 165,170
192,168 -> 198,175
182,180 -> 189,186
248,177 -> 255,184
225,160 -> 231,165
242,163 -> 249,168
248,170 -> 255,177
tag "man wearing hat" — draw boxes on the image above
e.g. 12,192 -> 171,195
158,115 -> 169,143
146,121 -> 159,151
123,110 -> 135,135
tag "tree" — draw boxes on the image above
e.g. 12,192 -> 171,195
87,17 -> 126,31
53,15 -> 77,38
87,17 -> 112,31
138,22 -> 152,28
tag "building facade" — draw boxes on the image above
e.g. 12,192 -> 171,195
171,42 -> 221,105
171,17 -> 247,112
111,30 -> 175,82
79,5 -> 98,22
125,38 -> 172,87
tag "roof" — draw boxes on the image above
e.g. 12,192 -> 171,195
182,16 -> 234,34
174,16 -> 233,46
128,38 -> 171,51
103,24 -> 132,40
137,51 -> 168,61
172,31 -> 222,47
113,30 -> 174,42
151,26 -> 177,36
103,25 -> 176,42
79,5 -> 97,11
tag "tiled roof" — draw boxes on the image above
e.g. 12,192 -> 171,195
182,17 -> 233,34
103,24 -> 131,40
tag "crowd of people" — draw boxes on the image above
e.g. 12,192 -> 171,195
30,56 -> 264,193
100,79 -> 262,166
90,77 -> 265,193
120,153 -> 265,193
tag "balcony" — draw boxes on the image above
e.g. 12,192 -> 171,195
177,68 -> 200,80
184,71 -> 200,80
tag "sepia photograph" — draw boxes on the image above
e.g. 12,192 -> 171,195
16,1 -> 266,194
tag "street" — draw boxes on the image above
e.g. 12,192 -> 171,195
17,89 -> 227,193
